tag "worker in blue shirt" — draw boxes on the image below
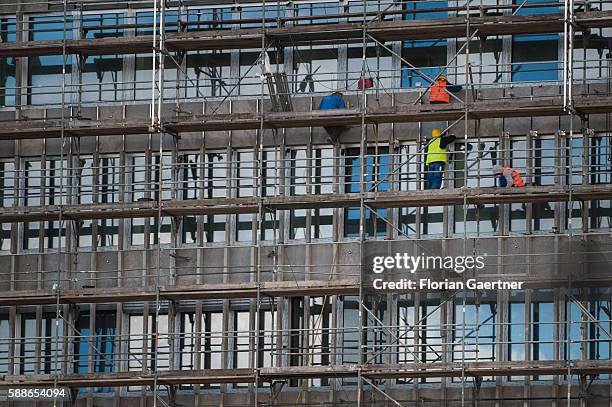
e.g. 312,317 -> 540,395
318,91 -> 347,142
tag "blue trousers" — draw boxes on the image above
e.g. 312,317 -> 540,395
427,162 -> 445,190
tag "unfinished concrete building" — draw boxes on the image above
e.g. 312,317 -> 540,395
1,0 -> 612,405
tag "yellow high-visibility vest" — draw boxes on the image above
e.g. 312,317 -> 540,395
426,137 -> 449,165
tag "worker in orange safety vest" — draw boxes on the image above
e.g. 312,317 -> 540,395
429,74 -> 462,104
493,165 -> 525,187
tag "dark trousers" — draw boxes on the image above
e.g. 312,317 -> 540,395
426,162 -> 445,189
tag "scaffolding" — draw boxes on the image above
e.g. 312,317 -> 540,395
1,0 -> 612,406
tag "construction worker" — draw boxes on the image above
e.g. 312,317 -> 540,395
493,165 -> 525,187
318,90 -> 347,142
429,74 -> 462,104
425,128 -> 456,190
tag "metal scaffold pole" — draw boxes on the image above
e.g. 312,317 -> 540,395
254,1 -> 267,404
54,0 -> 69,404
151,0 -> 166,405
357,1 -> 368,405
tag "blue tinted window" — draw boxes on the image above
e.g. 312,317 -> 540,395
82,13 -> 124,39
344,148 -> 389,237
513,0 -> 558,15
240,5 -> 285,28
588,297 -> 611,377
511,0 -> 558,81
512,34 -> 558,82
0,18 -> 16,106
404,0 -> 448,20
401,2 -> 447,88
187,8 -> 232,30
30,15 -> 73,41
75,311 -> 115,392
296,2 -> 339,25
136,11 -> 179,36
509,301 -> 525,363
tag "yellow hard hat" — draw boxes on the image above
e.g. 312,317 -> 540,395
432,128 -> 442,138
437,74 -> 447,80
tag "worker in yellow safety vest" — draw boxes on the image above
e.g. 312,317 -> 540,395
425,128 -> 456,189
493,165 -> 525,187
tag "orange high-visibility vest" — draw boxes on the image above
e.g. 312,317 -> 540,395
429,79 -> 450,103
506,167 -> 525,187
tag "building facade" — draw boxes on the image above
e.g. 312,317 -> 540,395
1,0 -> 612,405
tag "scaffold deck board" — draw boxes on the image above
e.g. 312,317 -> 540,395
2,185 -> 611,223
2,360 -> 610,388
0,96 -> 610,140
2,274 -> 611,306
0,279 -> 361,306
1,11 -> 610,57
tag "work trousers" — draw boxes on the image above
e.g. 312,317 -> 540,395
427,161 -> 445,189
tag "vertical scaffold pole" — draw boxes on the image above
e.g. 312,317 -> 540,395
357,0 -> 368,404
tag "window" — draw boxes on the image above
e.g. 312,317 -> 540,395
341,296 -> 360,386
133,12 -> 178,101
22,158 -> 67,251
453,294 -> 497,382
308,297 -> 331,386
236,214 -> 253,242
0,316 -> 8,374
294,2 -> 339,25
508,294 -> 526,378
344,147 -> 389,238
418,294 -> 443,366
240,4 -> 284,28
81,13 -> 124,103
20,313 -> 63,375
293,45 -> 338,93
186,7 -> 231,31
289,148 -> 334,240
185,6 -> 232,99
258,306 -> 276,369
564,292 -> 582,362
288,296 -> 331,387
0,161 -> 15,208
234,310 -> 250,371
589,134 -> 612,229
346,44 -> 393,91
0,161 -> 14,252
587,291 -> 611,378
289,297 -> 304,387
186,50 -> 232,98
532,138 -> 556,232
531,292 -> 554,380
454,141 -> 500,235
397,294 -> 416,367
510,139 -> 528,233
456,38 -> 503,86
179,310 -> 223,382
23,159 -> 42,250
130,155 -> 171,245
128,313 -> 168,375
19,314 -> 36,375
398,144 -> 419,236
402,1 -> 447,88
74,310 -> 115,392
179,152 -> 227,244
364,299 -> 387,366
28,16 -> 73,105
511,0 -> 559,82
0,223 -> 10,252
0,17 -> 16,106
